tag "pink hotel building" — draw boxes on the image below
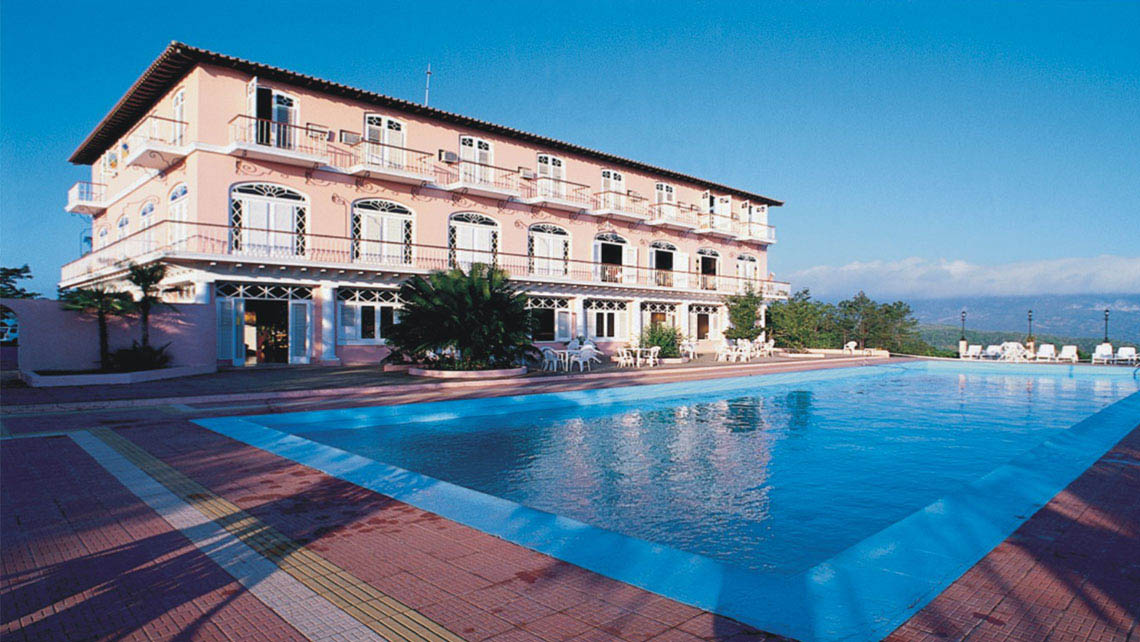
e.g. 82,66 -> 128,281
62,42 -> 790,366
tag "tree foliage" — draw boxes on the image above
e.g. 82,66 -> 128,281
1,265 -> 39,299
767,289 -> 939,354
59,286 -> 134,370
638,322 -> 684,358
126,262 -> 176,348
723,287 -> 765,340
385,263 -> 537,369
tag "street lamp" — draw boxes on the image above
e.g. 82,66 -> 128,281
1104,308 -> 1110,342
960,310 -> 966,341
1027,310 -> 1033,338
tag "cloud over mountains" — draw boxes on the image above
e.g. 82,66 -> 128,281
787,255 -> 1140,300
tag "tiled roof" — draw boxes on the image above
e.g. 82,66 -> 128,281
69,42 -> 783,207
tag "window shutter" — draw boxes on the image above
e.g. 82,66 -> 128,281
340,303 -> 356,342
675,252 -> 689,288
592,242 -> 601,281
217,299 -> 234,360
617,309 -> 628,339
556,310 -> 571,341
622,246 -> 638,283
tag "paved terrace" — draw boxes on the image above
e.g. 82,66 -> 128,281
1,359 -> 1137,642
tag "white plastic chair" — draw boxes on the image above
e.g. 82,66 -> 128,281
843,341 -> 858,354
616,348 -> 635,368
680,340 -> 696,361
998,342 -> 1028,362
715,340 -> 735,362
567,338 -> 581,351
1115,346 -> 1137,365
569,347 -> 596,372
540,348 -> 560,372
1034,344 -> 1057,362
645,346 -> 661,367
1058,345 -> 1079,363
1091,343 -> 1114,364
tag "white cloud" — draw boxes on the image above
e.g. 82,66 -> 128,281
787,255 -> 1140,299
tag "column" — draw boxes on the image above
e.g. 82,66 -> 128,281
192,280 -> 212,304
318,284 -> 339,363
630,297 -> 644,342
679,303 -> 691,339
573,295 -> 587,340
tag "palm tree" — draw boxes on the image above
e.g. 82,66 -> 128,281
126,262 -> 174,348
386,263 -> 536,368
59,286 -> 134,370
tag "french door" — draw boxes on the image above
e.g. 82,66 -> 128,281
459,136 -> 492,183
364,115 -> 406,169
452,222 -> 496,269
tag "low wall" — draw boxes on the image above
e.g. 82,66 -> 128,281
1,297 -> 217,375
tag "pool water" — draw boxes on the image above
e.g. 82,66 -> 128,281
277,365 -> 1138,573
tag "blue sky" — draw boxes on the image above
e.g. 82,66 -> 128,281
2,1 -> 1138,299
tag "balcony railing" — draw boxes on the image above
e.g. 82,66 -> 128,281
228,115 -> 329,163
123,115 -> 191,169
648,202 -> 700,228
61,220 -> 792,299
745,222 -> 777,243
66,182 -> 108,215
592,191 -> 651,219
521,176 -> 593,209
439,160 -> 521,196
336,139 -> 434,179
698,213 -> 741,236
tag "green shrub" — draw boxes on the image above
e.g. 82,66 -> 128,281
107,342 -> 172,372
638,322 -> 683,358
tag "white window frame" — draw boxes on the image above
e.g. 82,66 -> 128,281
601,169 -> 625,209
459,135 -> 493,183
337,301 -> 399,345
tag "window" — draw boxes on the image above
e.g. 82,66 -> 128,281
594,311 -> 618,338
536,154 -> 565,197
528,224 -> 570,277
649,241 -> 678,287
169,184 -> 189,246
229,183 -> 307,257
737,254 -> 760,287
448,212 -> 498,269
363,114 -> 407,168
338,302 -> 398,344
353,199 -> 413,265
527,297 -> 571,342
585,299 -> 627,340
698,248 -> 720,290
139,203 -> 155,228
655,183 -> 675,204
601,170 -> 625,209
593,232 -> 633,283
172,90 -> 186,145
116,215 -> 130,241
97,227 -> 109,248
247,81 -> 298,148
459,136 -> 492,183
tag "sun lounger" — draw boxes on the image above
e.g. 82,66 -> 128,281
1091,343 -> 1114,365
1058,345 -> 1078,363
1034,344 -> 1057,362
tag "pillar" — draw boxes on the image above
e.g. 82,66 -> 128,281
630,297 -> 644,342
573,295 -> 586,339
318,284 -> 339,363
679,303 -> 691,340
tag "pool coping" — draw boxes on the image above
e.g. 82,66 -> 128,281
193,362 -> 1140,641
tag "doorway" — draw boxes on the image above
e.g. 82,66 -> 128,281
600,242 -> 623,282
243,300 -> 288,364
696,313 -> 711,340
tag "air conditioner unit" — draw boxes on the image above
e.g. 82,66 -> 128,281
519,168 -> 536,180
439,150 -> 459,163
339,130 -> 361,145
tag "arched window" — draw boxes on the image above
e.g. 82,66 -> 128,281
649,241 -> 680,287
229,183 -> 307,257
593,232 -> 632,283
117,215 -> 130,241
353,199 -> 413,265
736,253 -> 760,287
139,203 -> 155,227
448,212 -> 498,269
168,183 -> 190,246
97,227 -> 109,248
697,248 -> 720,290
528,224 -> 570,277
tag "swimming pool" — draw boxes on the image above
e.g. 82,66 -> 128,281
197,362 -> 1140,641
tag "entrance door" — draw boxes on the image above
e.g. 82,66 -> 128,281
217,298 -> 246,367
243,300 -> 289,364
696,313 -> 710,340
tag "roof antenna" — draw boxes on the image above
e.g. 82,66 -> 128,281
423,63 -> 432,106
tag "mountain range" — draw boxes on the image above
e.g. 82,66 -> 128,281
904,294 -> 1139,342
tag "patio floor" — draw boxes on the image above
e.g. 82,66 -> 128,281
1,360 -> 1136,642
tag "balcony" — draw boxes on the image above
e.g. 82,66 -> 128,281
227,115 -> 329,167
65,182 -> 107,215
696,213 -> 740,238
743,222 -> 777,244
124,115 -> 191,170
646,202 -> 699,230
60,219 -> 793,300
439,160 -> 522,200
520,177 -> 593,211
337,140 -> 434,185
591,191 -> 650,221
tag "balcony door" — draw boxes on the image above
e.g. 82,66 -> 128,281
649,241 -> 676,287
231,184 -> 306,258
449,212 -> 498,270
248,81 -> 296,148
536,154 -> 565,198
364,114 -> 406,169
601,170 -> 625,209
529,224 -> 569,277
353,199 -> 413,265
698,249 -> 719,291
593,232 -> 635,283
459,136 -> 492,183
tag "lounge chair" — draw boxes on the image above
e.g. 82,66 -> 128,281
1091,343 -> 1114,365
962,344 -> 982,359
1034,344 -> 1057,362
998,342 -> 1029,362
983,345 -> 1002,360
1058,345 -> 1079,363
1115,346 -> 1138,365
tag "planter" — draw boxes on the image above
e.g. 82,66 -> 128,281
661,357 -> 688,365
382,363 -> 413,373
408,366 -> 527,379
23,364 -> 216,388
780,352 -> 827,360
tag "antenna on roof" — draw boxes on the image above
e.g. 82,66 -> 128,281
424,63 -> 432,106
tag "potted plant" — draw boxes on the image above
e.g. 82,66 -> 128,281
639,322 -> 685,364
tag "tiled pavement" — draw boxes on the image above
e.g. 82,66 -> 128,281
1,387 -> 1137,641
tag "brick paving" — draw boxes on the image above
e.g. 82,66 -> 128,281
2,371 -> 1136,641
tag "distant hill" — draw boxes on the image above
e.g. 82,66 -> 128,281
904,294 -> 1139,341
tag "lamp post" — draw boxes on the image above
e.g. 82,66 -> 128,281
1026,310 -> 1035,354
958,310 -> 967,357
1104,308 -> 1110,343
1027,310 -> 1033,338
